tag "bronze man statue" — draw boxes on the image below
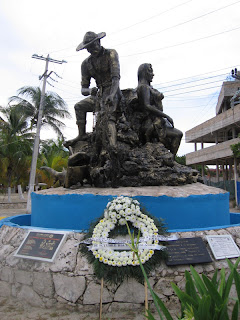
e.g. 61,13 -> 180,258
137,63 -> 183,157
65,31 -> 122,148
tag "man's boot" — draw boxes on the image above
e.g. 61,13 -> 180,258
64,118 -> 87,148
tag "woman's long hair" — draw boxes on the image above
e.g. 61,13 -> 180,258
137,63 -> 151,82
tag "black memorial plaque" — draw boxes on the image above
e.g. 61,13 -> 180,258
15,231 -> 67,262
166,237 -> 212,266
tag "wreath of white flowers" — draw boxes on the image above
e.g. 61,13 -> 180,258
90,196 -> 159,267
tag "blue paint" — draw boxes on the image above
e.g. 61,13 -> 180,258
10,214 -> 31,226
1,212 -> 240,233
237,181 -> 240,205
30,192 -> 230,231
31,193 -> 111,230
135,193 -> 229,230
0,214 -> 31,229
230,212 -> 240,225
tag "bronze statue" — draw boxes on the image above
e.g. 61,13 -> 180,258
137,63 -> 183,157
61,33 -> 198,188
65,31 -> 122,148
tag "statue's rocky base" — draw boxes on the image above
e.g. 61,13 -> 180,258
65,89 -> 199,188
66,140 -> 198,188
91,142 -> 198,187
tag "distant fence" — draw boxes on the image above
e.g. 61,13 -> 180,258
204,180 -> 235,200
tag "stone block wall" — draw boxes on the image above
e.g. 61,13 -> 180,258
0,225 -> 239,318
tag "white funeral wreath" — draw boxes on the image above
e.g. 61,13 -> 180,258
90,196 -> 159,267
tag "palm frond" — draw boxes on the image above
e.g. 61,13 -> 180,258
8,86 -> 70,137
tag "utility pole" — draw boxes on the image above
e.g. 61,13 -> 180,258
26,54 -> 67,213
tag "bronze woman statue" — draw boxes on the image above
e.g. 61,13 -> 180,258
137,63 -> 183,157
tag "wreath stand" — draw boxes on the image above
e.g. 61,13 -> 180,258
99,278 -> 104,320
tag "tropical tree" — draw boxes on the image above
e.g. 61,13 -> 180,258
175,154 -> 186,165
175,154 -> 208,175
9,86 -> 71,138
37,139 -> 69,187
0,105 -> 34,191
40,138 -> 69,166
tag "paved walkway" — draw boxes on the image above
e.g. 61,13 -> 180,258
0,208 -> 27,220
0,193 -> 27,219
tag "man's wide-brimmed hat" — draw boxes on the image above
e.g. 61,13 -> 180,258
76,31 -> 106,51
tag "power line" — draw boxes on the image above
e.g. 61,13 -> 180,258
53,85 -> 83,97
56,82 -> 81,90
114,1 -> 240,47
167,104 -> 217,109
157,78 -> 225,94
46,80 -> 55,88
46,1 -> 192,55
155,72 -> 229,90
58,78 -> 81,85
192,107 -> 217,127
167,95 -> 216,100
122,25 -> 240,57
48,45 -> 76,55
165,84 -> 222,97
153,65 -> 240,86
109,0 -> 193,36
56,74 -> 225,100
189,91 -> 219,126
32,54 -> 67,65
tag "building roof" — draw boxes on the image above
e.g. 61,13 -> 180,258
185,77 -> 240,166
186,137 -> 240,165
216,80 -> 240,114
185,103 -> 240,143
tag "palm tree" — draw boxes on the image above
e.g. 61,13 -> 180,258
0,105 -> 34,198
37,139 -> 69,187
9,86 -> 71,138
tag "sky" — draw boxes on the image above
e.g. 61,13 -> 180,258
1,0 -> 240,156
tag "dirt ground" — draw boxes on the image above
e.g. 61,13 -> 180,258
0,298 -> 147,320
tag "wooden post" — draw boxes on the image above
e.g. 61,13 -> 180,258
201,164 -> 205,179
145,279 -> 148,317
233,126 -> 236,139
229,164 -> 233,180
216,162 -> 219,182
99,278 -> 104,320
223,164 -> 226,190
234,157 -> 238,207
226,163 -> 229,181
